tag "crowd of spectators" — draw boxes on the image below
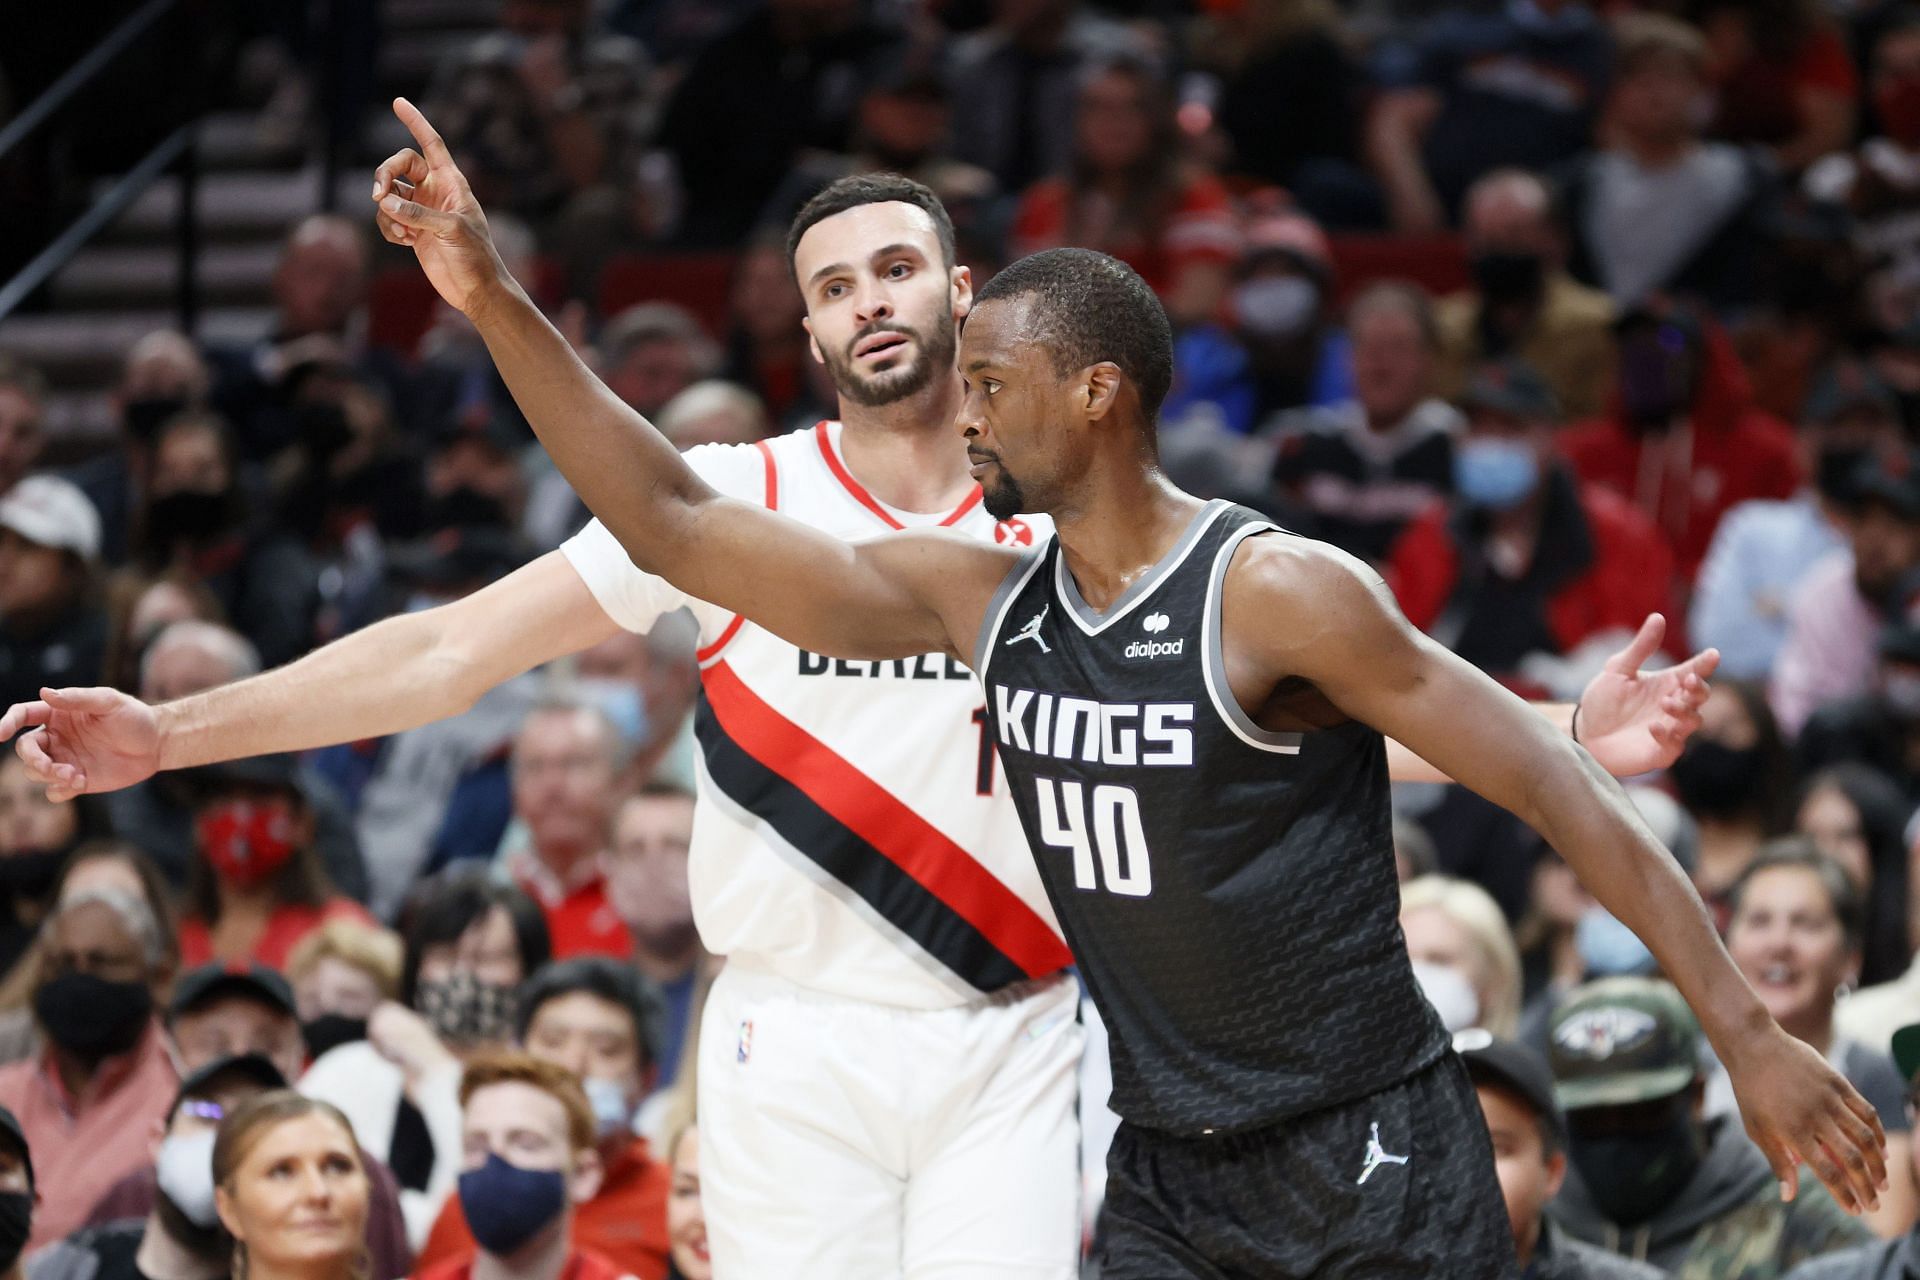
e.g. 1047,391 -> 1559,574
8,0 -> 1920,1275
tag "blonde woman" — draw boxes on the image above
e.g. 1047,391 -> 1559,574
1400,874 -> 1523,1037
215,1091 -> 370,1280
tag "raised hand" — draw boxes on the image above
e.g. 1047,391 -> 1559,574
1575,614 -> 1719,777
371,97 -> 507,317
0,686 -> 162,801
1727,1022 -> 1888,1214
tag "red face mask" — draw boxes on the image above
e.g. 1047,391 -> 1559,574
196,799 -> 297,888
1877,76 -> 1920,149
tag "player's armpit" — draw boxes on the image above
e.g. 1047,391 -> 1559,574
670,499 -> 1020,665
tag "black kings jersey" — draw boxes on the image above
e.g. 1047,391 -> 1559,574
974,500 -> 1448,1135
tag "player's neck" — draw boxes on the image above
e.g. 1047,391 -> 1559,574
835,375 -> 976,513
1051,464 -> 1204,613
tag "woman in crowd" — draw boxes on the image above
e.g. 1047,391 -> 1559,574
177,755 -> 372,970
1720,838 -> 1918,1236
215,1091 -> 372,1280
301,870 -> 549,1246
665,1120 -> 707,1280
1011,55 -> 1238,326
1793,763 -> 1915,988
1671,681 -> 1792,924
0,753 -> 108,979
1399,874 -> 1523,1037
286,918 -> 406,1062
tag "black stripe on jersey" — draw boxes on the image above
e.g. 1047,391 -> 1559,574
694,697 -> 1033,995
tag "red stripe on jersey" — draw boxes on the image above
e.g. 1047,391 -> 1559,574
699,438 -> 781,666
696,616 -> 745,664
813,422 -> 984,529
701,659 -> 1071,978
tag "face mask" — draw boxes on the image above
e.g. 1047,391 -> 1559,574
458,1152 -> 569,1258
1575,907 -> 1655,977
1883,669 -> 1920,720
1568,1105 -> 1705,1225
1411,960 -> 1480,1032
1470,251 -> 1546,307
575,676 -> 649,749
34,970 -> 152,1060
0,847 -> 68,900
1668,739 -> 1766,816
583,1075 -> 634,1140
196,799 -> 298,889
0,1191 -> 30,1275
145,489 -> 239,545
1878,76 -> 1920,149
301,1013 -> 369,1060
1454,438 -> 1540,510
123,396 -> 187,444
1232,276 -> 1320,341
156,1129 -> 220,1228
415,972 -> 518,1048
1814,444 -> 1872,507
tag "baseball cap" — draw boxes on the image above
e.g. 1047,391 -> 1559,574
176,1051 -> 288,1103
1547,977 -> 1702,1112
1456,1028 -> 1567,1145
181,752 -> 302,800
1853,448 -> 1920,521
0,1106 -> 31,1190
1459,359 -> 1560,421
170,961 -> 298,1021
0,474 -> 101,560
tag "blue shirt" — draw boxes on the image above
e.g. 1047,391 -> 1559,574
1689,494 -> 1847,679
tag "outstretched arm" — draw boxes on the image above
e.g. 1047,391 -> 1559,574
1229,539 -> 1886,1214
1384,614 -> 1716,783
370,98 -> 1005,663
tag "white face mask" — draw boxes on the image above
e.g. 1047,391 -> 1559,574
1232,276 -> 1320,341
1411,960 -> 1481,1033
156,1129 -> 220,1228
583,1075 -> 635,1139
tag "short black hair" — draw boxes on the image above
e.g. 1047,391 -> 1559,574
398,869 -> 551,1006
971,248 -> 1175,422
516,956 -> 664,1070
1728,837 -> 1867,952
786,174 -> 956,280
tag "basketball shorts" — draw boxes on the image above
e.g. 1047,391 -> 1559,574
1097,1050 -> 1520,1279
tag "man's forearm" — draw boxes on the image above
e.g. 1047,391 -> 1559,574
466,278 -> 707,577
156,611 -> 479,770
1524,741 -> 1771,1053
1388,703 -> 1573,783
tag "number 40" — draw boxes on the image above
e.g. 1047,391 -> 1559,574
1036,778 -> 1153,897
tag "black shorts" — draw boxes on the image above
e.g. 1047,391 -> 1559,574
1096,1052 -> 1520,1279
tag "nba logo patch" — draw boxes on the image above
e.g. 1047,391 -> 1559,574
736,1019 -> 753,1064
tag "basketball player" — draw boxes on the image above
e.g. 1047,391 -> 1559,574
7,110 -> 1721,1277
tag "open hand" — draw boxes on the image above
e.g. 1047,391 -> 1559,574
371,97 -> 507,317
1575,615 -> 1718,777
0,686 -> 161,801
1727,1023 -> 1888,1214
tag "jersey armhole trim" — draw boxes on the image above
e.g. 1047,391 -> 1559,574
754,438 -> 780,510
1203,523 -> 1304,755
697,439 -> 780,668
972,545 -> 1050,677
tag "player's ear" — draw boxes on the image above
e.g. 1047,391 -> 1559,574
802,317 -> 824,367
1083,362 -> 1122,420
951,265 -> 973,320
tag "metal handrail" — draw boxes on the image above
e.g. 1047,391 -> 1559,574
0,0 -> 178,165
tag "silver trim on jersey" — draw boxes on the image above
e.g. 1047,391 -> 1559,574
1052,498 -> 1232,635
1203,521 -> 1305,754
973,544 -> 1051,677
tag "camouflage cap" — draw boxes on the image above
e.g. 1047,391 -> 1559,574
1547,977 -> 1701,1112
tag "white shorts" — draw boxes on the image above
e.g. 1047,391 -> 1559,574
697,961 -> 1084,1279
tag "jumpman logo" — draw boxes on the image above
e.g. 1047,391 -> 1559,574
1356,1122 -> 1409,1185
1007,605 -> 1052,654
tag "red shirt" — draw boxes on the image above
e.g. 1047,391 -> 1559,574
511,855 -> 633,960
414,1248 -> 634,1280
413,1137 -> 669,1280
179,897 -> 374,971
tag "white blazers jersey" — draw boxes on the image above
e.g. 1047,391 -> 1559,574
563,421 -> 1070,1009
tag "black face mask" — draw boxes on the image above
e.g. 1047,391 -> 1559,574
145,489 -> 241,546
1814,445 -> 1873,507
123,397 -> 187,444
0,848 -> 68,901
33,971 -> 152,1061
0,1191 -> 30,1275
1568,1110 -> 1706,1225
301,1013 -> 369,1060
1668,740 -> 1766,817
1471,251 -> 1546,308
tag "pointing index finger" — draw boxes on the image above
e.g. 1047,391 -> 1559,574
392,97 -> 455,171
1604,613 -> 1665,676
